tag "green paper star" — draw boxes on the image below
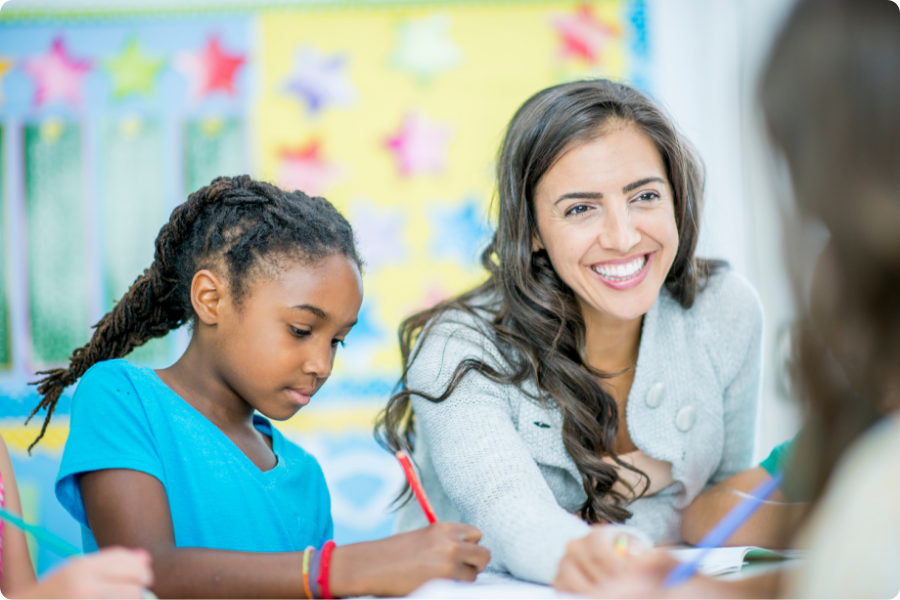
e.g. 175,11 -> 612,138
103,39 -> 165,100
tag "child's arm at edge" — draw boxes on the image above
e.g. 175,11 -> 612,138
0,435 -> 39,596
681,467 -> 808,548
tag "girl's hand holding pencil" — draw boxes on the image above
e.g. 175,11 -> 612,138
305,450 -> 491,597
329,520 -> 490,597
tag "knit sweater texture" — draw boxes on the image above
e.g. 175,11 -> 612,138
394,268 -> 764,584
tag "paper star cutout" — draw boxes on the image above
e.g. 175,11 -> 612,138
0,58 -> 13,105
23,38 -> 92,107
276,140 -> 345,197
103,39 -> 165,100
551,4 -> 621,65
390,14 -> 463,83
351,201 -> 406,270
175,36 -> 245,98
429,197 -> 492,264
384,112 -> 452,177
283,45 -> 357,116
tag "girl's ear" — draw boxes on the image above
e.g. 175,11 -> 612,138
191,269 -> 225,325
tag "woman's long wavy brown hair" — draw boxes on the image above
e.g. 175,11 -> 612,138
27,175 -> 360,452
761,0 -> 900,507
376,79 -> 722,524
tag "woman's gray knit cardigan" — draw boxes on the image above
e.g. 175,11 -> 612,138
394,269 -> 764,584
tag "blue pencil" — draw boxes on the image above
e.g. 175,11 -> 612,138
0,505 -> 82,558
662,473 -> 784,588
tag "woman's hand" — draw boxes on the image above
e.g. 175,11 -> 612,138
328,522 -> 491,597
18,547 -> 153,599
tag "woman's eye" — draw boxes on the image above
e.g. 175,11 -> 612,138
291,327 -> 311,338
331,339 -> 346,348
634,192 -> 659,203
565,204 -> 591,217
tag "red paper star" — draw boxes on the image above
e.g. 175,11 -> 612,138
277,140 -> 344,196
23,37 -> 92,107
176,36 -> 245,98
551,4 -> 621,65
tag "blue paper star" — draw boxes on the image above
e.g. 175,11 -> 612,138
429,197 -> 492,265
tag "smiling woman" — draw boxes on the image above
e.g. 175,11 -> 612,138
377,79 -> 764,584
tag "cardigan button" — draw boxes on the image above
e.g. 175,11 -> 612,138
675,406 -> 696,432
645,382 -> 665,408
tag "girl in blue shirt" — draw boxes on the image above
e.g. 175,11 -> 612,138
28,175 -> 489,598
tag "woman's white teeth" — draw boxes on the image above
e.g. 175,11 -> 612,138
592,256 -> 646,280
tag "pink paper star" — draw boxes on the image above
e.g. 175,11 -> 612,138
23,38 -> 92,107
276,140 -> 344,197
551,4 -> 621,65
384,111 -> 452,177
176,36 -> 245,98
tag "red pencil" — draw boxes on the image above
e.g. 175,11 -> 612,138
395,450 -> 438,524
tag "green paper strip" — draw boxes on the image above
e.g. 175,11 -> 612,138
99,118 -> 169,364
185,118 -> 244,196
24,121 -> 90,365
0,124 -> 10,368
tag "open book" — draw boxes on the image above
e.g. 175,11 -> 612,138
667,546 -> 806,577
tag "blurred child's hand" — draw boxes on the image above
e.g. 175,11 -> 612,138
19,547 -> 153,600
554,524 -> 657,595
554,529 -> 742,599
329,522 -> 490,597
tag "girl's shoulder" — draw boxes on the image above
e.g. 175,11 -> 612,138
74,359 -> 162,409
80,357 -> 145,380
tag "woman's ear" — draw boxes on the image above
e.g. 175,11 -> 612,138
532,231 -> 545,252
191,269 -> 225,325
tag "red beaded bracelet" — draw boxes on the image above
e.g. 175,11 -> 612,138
316,540 -> 336,599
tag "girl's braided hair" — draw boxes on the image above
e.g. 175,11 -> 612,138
27,175 -> 360,451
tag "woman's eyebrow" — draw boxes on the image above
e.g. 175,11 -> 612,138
554,191 -> 603,205
623,176 -> 665,193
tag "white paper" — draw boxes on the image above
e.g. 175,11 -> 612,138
409,571 -> 578,599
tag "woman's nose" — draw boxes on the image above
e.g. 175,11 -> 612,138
598,205 -> 641,253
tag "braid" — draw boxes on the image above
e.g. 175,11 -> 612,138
28,175 -> 360,451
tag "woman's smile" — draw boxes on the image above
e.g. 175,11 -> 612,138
588,252 -> 653,290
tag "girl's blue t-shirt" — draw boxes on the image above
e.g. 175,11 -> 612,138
56,359 -> 333,553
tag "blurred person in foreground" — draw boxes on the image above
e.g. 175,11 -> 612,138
552,0 -> 900,597
0,434 -> 153,599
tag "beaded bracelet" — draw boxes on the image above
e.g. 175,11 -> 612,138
309,545 -> 322,599
302,546 -> 314,599
316,540 -> 336,600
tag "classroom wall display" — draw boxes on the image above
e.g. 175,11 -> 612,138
0,0 -> 650,574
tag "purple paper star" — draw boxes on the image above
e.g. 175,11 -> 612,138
283,45 -> 357,116
351,201 -> 406,270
